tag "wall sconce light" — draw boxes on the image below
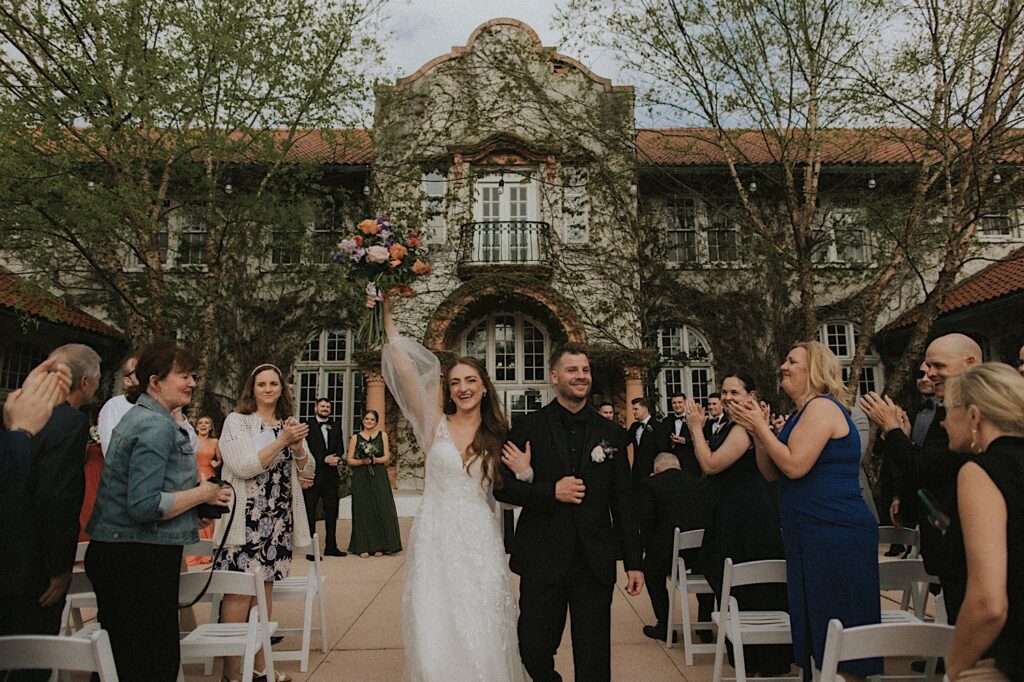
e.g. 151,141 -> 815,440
993,173 -> 1002,185
748,180 -> 757,193
867,177 -> 876,189
87,181 -> 95,190
224,183 -> 233,195
362,185 -> 371,196
497,176 -> 505,195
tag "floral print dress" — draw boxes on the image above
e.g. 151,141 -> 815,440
215,423 -> 294,580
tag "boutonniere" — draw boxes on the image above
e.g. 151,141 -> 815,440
590,439 -> 618,463
643,422 -> 654,433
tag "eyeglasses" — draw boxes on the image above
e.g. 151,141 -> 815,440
125,369 -> 136,378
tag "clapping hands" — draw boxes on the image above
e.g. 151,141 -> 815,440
281,417 -> 309,446
3,358 -> 71,436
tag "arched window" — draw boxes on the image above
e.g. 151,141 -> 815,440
817,320 -> 883,396
657,325 -> 715,414
294,329 -> 365,433
461,312 -> 551,420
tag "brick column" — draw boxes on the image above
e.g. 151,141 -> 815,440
624,365 -> 645,467
364,368 -> 386,429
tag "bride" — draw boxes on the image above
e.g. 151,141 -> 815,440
381,296 -> 527,682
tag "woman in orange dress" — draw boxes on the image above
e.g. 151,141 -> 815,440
186,416 -> 222,566
79,425 -> 105,542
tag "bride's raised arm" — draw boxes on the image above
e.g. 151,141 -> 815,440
380,296 -> 443,453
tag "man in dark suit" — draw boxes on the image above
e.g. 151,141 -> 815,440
0,345 -> 95,679
303,398 -> 346,557
627,396 -> 660,485
494,342 -> 642,682
640,452 -> 714,642
880,366 -> 933,555
1,359 -> 72,599
703,392 -> 728,450
861,333 -> 981,624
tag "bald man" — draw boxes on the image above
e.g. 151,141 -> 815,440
860,333 -> 981,623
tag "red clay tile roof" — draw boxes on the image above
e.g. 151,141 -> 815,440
0,268 -> 123,339
887,246 -> 1024,330
635,128 -> 1024,166
275,129 -> 372,164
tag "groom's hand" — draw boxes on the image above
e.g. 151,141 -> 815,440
625,570 -> 644,596
555,476 -> 586,504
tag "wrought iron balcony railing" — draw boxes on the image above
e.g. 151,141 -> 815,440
457,221 -> 551,276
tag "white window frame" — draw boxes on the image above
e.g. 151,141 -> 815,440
666,198 -> 699,264
421,171 -> 448,244
294,329 -> 366,434
473,173 -> 540,223
461,312 -> 551,386
977,199 -> 1020,241
817,320 -> 884,396
656,325 -> 715,414
561,166 -> 590,244
811,206 -> 871,265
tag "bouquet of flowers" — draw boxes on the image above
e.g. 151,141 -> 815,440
332,214 -> 431,347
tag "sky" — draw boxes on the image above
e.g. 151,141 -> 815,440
383,0 -> 624,88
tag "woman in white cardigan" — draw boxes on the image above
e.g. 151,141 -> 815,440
215,363 -> 315,682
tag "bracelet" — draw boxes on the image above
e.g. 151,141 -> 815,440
9,427 -> 35,438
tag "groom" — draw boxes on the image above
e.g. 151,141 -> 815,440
494,342 -> 643,682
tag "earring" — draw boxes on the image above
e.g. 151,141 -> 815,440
483,390 -> 488,396
970,427 -> 979,453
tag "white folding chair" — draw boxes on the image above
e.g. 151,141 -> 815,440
0,630 -> 118,681
271,533 -> 330,672
878,525 -> 921,558
712,558 -> 797,682
666,528 -> 717,664
178,570 -> 277,682
878,558 -> 939,621
60,570 -> 96,636
66,542 -> 97,631
817,618 -> 954,681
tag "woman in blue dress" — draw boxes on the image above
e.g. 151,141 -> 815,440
730,341 -> 881,679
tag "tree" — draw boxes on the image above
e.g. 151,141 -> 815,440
557,0 -> 899,343
0,0 -> 385,415
856,0 -> 1024,395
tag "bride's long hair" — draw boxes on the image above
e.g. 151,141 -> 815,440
444,356 -> 509,489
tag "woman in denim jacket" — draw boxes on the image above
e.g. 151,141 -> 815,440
86,340 -> 230,682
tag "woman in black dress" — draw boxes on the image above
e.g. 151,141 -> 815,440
684,372 -> 792,676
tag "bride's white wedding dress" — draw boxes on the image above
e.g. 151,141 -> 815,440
382,336 -> 525,682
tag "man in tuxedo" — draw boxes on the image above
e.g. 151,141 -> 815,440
303,398 -> 346,557
861,333 -> 981,623
703,392 -> 728,449
878,367 -> 933,554
627,397 -> 660,485
0,345 -> 96,677
597,401 -> 615,421
494,342 -> 643,682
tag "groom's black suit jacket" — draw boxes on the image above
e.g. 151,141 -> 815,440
303,417 -> 342,482
493,400 -> 642,586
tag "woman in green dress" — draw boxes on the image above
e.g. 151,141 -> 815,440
346,409 -> 402,557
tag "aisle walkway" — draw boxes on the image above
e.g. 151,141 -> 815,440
183,518 -> 703,681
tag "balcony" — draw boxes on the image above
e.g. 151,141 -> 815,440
456,221 -> 553,279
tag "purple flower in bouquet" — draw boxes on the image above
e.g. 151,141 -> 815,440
338,237 -> 359,253
350,247 -> 366,262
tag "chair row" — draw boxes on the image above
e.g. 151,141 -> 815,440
666,527 -> 946,681
54,533 -> 330,680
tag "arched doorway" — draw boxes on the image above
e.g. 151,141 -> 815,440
460,312 -> 552,420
